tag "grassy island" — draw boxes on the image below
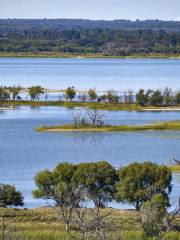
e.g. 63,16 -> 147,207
36,120 -> 180,132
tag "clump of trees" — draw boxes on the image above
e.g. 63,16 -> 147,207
65,86 -> 76,101
33,161 -> 178,238
1,85 -> 180,107
1,19 -> 180,55
87,88 -> 97,102
115,162 -> 172,210
28,86 -> 44,101
0,184 -> 24,207
136,87 -> 180,107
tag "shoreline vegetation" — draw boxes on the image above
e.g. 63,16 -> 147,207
1,52 -> 180,59
3,100 -> 180,111
1,207 -> 179,240
36,120 -> 180,132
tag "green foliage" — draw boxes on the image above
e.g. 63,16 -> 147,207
33,161 -> 118,208
87,88 -> 97,102
74,161 -> 118,207
0,87 -> 10,107
1,19 -> 180,55
28,86 -> 44,101
0,184 -> 24,207
116,162 -> 172,210
136,89 -> 148,106
65,87 -> 76,101
33,163 -> 79,205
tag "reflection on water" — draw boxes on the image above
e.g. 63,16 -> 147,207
73,132 -> 105,146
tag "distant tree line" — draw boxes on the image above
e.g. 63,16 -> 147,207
1,19 -> 180,55
1,85 -> 180,107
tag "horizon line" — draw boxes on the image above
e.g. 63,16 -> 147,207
0,18 -> 180,22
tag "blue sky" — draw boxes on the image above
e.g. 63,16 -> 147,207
0,0 -> 180,20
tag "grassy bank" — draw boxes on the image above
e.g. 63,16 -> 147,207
36,120 -> 180,132
169,165 -> 180,172
4,100 -> 180,111
3,100 -> 143,110
0,207 -> 179,240
0,52 -> 180,59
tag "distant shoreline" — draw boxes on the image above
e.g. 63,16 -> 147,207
0,52 -> 180,59
3,100 -> 180,111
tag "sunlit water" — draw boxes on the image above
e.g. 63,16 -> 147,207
0,106 -> 180,209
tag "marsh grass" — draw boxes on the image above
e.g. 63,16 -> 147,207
0,208 -> 179,240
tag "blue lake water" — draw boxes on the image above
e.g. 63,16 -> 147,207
0,58 -> 180,91
0,106 -> 180,209
0,57 -> 180,209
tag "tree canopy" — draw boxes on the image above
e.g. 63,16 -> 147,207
74,161 -> 118,207
115,162 -> 172,210
0,184 -> 24,207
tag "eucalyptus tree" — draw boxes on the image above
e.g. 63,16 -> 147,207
65,86 -> 76,101
74,161 -> 118,208
0,184 -> 23,207
116,162 -> 172,210
33,162 -> 83,232
29,86 -> 44,101
87,88 -> 97,102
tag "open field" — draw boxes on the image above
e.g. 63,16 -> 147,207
0,207 -> 179,240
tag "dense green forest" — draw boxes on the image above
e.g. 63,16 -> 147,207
0,19 -> 180,55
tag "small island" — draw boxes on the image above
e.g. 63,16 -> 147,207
36,120 -> 180,132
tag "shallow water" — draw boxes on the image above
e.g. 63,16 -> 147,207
0,106 -> 179,209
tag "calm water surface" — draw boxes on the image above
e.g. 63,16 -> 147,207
0,58 -> 180,90
0,106 -> 180,209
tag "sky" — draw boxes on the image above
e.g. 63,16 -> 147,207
0,0 -> 180,21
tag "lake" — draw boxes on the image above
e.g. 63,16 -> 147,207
0,58 -> 180,91
0,106 -> 180,209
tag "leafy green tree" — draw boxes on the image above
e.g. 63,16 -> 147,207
29,86 -> 44,101
0,87 -> 10,107
65,87 -> 76,101
0,184 -> 24,207
116,162 -> 172,210
74,161 -> 118,207
87,88 -> 97,102
136,89 -> 148,106
33,163 -> 82,232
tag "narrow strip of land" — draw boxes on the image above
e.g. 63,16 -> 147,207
4,100 -> 180,111
36,120 -> 180,132
1,52 -> 180,59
